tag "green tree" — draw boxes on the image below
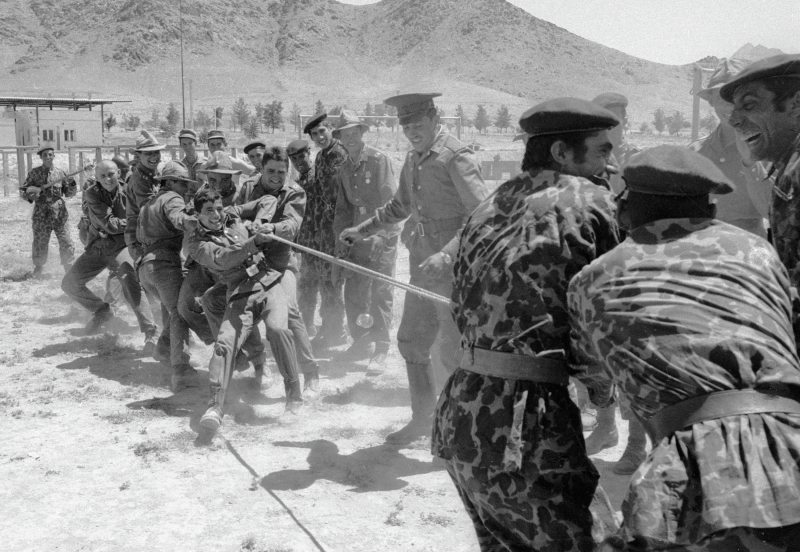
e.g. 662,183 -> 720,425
194,109 -> 213,130
104,113 -> 116,132
254,102 -> 265,132
159,120 -> 177,142
146,108 -> 160,128
639,122 -> 650,134
653,108 -> 666,134
494,105 -> 511,132
166,103 -> 180,128
123,114 -> 140,131
666,111 -> 687,135
231,98 -> 250,132
244,116 -> 260,139
314,100 -> 325,114
263,100 -> 284,133
474,105 -> 490,134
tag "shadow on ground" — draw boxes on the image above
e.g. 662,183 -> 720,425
260,439 -> 442,493
322,379 -> 409,408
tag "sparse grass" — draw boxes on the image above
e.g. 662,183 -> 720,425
0,349 -> 26,366
119,481 -> 131,490
45,470 -> 60,476
132,439 -> 168,463
239,536 -> 293,552
11,408 -> 23,418
385,500 -> 405,526
34,409 -> 56,418
96,333 -> 137,357
420,513 -> 454,527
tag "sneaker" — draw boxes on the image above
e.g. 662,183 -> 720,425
200,405 -> 223,431
365,352 -> 388,377
142,333 -> 157,356
170,365 -> 198,393
85,304 -> 114,334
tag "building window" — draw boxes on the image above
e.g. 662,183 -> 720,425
42,129 -> 54,141
64,129 -> 76,142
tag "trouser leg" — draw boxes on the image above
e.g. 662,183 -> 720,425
178,265 -> 216,345
297,255 -> 319,334
140,260 -> 190,367
316,258 -> 345,336
259,283 -> 300,388
282,270 -> 317,373
343,270 -> 372,343
60,250 -> 108,313
369,240 -> 397,350
202,282 -> 266,366
103,274 -> 123,307
52,205 -> 75,268
207,297 -> 255,413
110,248 -> 157,336
31,213 -> 52,268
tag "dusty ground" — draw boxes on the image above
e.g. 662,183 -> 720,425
0,133 -> 666,551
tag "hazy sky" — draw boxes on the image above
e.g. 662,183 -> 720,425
339,0 -> 799,65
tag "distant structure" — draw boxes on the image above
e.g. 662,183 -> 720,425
0,96 -> 129,150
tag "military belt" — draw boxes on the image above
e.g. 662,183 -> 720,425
641,387 -> 800,443
459,347 -> 569,386
413,215 -> 464,237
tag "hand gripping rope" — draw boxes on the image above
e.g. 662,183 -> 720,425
267,234 -> 451,305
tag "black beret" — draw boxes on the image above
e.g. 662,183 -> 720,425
519,97 -> 620,137
303,113 -> 328,135
287,139 -> 310,156
592,92 -> 628,110
243,141 -> 266,154
719,54 -> 800,102
623,146 -> 734,196
384,93 -> 442,124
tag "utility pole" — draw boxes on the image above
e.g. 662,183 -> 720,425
189,80 -> 194,129
179,0 -> 186,128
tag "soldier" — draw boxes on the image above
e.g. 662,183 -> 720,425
722,54 -> 800,342
287,139 -> 318,336
20,146 -> 77,278
229,146 -> 320,394
591,92 -> 640,194
570,146 -> 800,551
111,156 -> 131,184
178,129 -> 207,184
61,161 -> 157,346
430,98 -> 621,551
331,110 -> 399,375
243,140 -> 266,170
339,93 -> 490,446
301,113 -> 348,349
693,59 -> 771,238
125,130 -> 166,264
137,161 -> 198,391
198,129 -> 254,186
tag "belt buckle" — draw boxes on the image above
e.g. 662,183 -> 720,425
416,221 -> 425,237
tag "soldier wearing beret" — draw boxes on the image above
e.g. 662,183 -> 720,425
20,146 -> 77,278
723,54 -> 800,345
570,145 -> 800,551
300,112 -> 348,349
243,140 -> 267,171
591,93 -> 641,195
331,110 -> 400,374
177,129 -> 207,185
430,98 -> 621,551
340,92 -> 490,446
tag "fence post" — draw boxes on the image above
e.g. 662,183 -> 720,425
17,147 -> 26,189
78,151 -> 86,186
95,147 -> 102,163
2,152 -> 8,196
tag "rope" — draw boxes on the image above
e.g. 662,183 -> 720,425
266,234 -> 451,305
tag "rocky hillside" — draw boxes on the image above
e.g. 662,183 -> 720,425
732,43 -> 784,61
0,0 -> 701,124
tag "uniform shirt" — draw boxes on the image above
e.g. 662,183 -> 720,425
83,180 -> 126,251
137,189 -> 194,264
181,154 -> 207,185
20,165 -> 77,213
125,164 -> 160,249
691,125 -> 770,230
770,133 -> 800,307
235,172 -> 269,206
569,217 -> 800,542
333,144 -> 399,242
431,169 -> 620,469
359,128 -> 488,257
300,139 -> 346,254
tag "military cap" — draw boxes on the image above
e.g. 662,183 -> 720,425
383,93 -> 442,125
592,92 -> 629,110
154,161 -> 195,183
111,155 -> 129,170
697,58 -> 749,102
512,132 -> 529,142
198,151 -> 242,175
303,113 -> 328,135
623,145 -> 734,196
519,97 -> 620,136
134,130 -> 166,152
243,140 -> 267,154
287,139 -> 310,156
37,146 -> 54,155
206,129 -> 226,142
332,110 -> 369,135
719,54 -> 800,102
178,128 -> 198,142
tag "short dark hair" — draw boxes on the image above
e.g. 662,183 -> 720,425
521,131 -> 592,172
761,78 -> 800,112
194,189 -> 222,213
261,146 -> 289,168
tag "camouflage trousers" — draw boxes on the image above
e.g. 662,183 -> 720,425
598,522 -> 800,551
445,458 -> 618,552
297,253 -> 345,336
32,203 -> 74,268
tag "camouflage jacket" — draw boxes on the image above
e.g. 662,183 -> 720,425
298,140 -> 346,254
569,217 -> 800,543
431,169 -> 620,470
20,165 -> 77,215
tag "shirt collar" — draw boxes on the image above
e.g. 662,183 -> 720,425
770,132 -> 800,180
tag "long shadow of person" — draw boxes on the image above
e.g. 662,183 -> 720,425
261,439 -> 442,494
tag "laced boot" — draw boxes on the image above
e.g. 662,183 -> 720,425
385,362 -> 437,446
613,418 -> 648,475
585,404 -> 619,455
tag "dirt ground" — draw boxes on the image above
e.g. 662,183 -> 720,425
0,136 -> 660,551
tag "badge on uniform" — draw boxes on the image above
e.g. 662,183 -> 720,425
246,263 -> 259,277
365,171 -> 371,184
359,206 -> 367,215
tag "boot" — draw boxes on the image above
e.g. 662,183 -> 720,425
303,368 -> 320,398
613,418 -> 648,475
385,362 -> 437,446
251,363 -> 273,392
585,404 -> 619,455
170,364 -> 198,393
284,379 -> 304,414
85,303 -> 114,334
32,265 -> 45,279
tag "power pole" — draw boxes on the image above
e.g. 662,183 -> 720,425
189,80 -> 194,129
179,0 -> 186,128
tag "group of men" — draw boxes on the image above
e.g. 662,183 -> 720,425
17,52 -> 800,550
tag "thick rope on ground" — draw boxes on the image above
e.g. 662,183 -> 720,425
266,234 -> 451,305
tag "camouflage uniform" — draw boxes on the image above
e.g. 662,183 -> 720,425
20,164 -> 77,269
432,169 -> 621,552
767,133 -> 800,343
607,142 -> 640,195
569,218 -> 800,550
296,140 -> 346,337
